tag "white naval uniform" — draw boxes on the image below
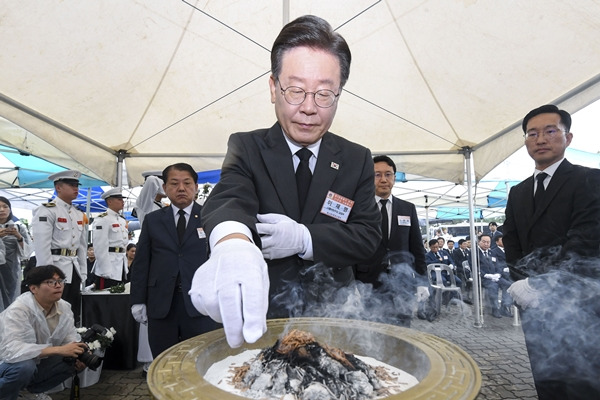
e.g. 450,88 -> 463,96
32,197 -> 87,284
92,208 -> 129,280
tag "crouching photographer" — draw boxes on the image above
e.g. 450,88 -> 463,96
0,265 -> 87,400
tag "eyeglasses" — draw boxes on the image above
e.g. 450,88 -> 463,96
524,126 -> 565,141
375,172 -> 395,180
42,279 -> 66,287
278,81 -> 340,108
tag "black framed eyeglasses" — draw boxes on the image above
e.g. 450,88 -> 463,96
42,279 -> 66,287
524,125 -> 565,141
278,81 -> 340,108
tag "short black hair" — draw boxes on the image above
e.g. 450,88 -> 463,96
271,15 -> 351,88
495,233 -> 503,242
522,104 -> 572,133
479,233 -> 492,242
127,243 -> 137,251
162,163 -> 198,184
25,265 -> 65,286
373,155 -> 397,173
488,221 -> 497,227
458,239 -> 466,245
428,238 -> 439,247
0,196 -> 14,221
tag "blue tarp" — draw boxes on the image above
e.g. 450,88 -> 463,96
0,144 -> 107,188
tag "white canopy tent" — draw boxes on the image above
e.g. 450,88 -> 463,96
2,1 -> 600,327
1,0 -> 599,188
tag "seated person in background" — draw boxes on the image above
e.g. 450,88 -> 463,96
426,239 -> 462,288
0,265 -> 87,399
478,234 -> 512,318
452,238 -> 473,302
491,234 -> 506,265
85,244 -> 96,287
446,239 -> 455,250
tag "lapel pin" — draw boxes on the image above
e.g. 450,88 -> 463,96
330,162 -> 339,170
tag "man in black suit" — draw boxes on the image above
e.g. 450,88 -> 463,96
452,238 -> 472,301
477,234 -> 512,318
487,222 -> 501,249
504,104 -> 600,399
189,15 -> 380,348
130,163 -> 219,357
355,155 -> 430,326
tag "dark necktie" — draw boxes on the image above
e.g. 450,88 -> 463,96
380,199 -> 389,247
534,172 -> 548,210
296,148 -> 312,212
177,209 -> 186,243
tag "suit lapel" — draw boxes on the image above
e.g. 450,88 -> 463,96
530,160 -> 572,225
261,124 -> 300,220
181,203 -> 202,244
162,206 -> 179,245
301,133 -> 341,224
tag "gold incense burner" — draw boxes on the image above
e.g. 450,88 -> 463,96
148,317 -> 481,399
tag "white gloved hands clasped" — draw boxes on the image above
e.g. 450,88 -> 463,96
256,213 -> 309,259
189,238 -> 269,348
416,286 -> 430,302
507,278 -> 540,310
131,304 -> 148,325
484,273 -> 501,282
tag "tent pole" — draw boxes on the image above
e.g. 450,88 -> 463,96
424,195 -> 430,241
116,150 -> 127,188
463,147 -> 484,328
282,0 -> 289,25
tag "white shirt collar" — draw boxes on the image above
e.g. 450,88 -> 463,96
534,157 -> 565,179
172,202 -> 194,219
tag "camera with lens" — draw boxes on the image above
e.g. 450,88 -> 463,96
66,324 -> 108,371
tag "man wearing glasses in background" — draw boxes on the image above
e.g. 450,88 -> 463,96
190,15 -> 380,348
0,265 -> 87,399
503,104 -> 600,399
355,155 -> 430,326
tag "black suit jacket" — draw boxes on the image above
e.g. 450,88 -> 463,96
503,159 -> 600,280
202,122 -> 381,316
130,203 -> 207,319
452,248 -> 470,268
356,196 -> 426,285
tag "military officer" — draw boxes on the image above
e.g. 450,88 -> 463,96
91,188 -> 129,289
32,170 -> 87,323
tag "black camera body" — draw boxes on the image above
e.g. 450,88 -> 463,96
74,324 -> 108,371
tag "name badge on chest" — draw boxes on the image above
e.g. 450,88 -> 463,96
320,191 -> 354,223
397,215 -> 411,226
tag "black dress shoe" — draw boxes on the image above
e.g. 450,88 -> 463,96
492,307 -> 502,318
501,305 -> 513,317
463,297 -> 473,305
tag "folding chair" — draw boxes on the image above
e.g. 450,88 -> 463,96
427,263 -> 465,315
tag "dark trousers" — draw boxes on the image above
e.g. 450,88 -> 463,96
521,308 -> 600,399
63,269 -> 81,326
147,289 -> 220,358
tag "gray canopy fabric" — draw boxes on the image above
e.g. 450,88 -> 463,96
1,0 -> 600,187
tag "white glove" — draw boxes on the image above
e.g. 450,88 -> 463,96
449,264 -> 455,270
492,273 -> 501,282
131,304 -> 148,325
189,239 -> 269,348
503,267 -> 509,273
507,278 -> 540,310
484,274 -> 493,280
416,286 -> 430,302
256,213 -> 309,259
83,283 -> 95,292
